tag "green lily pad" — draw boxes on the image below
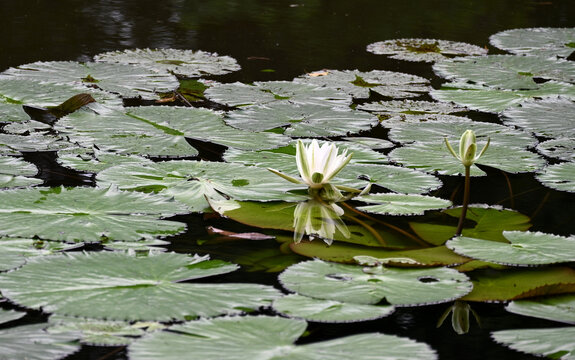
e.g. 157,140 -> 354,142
502,98 -> 575,139
204,80 -> 351,107
94,48 -> 241,77
272,294 -> 395,323
366,38 -> 487,62
536,162 -> 575,193
431,80 -> 575,113
0,132 -> 76,155
56,104 -> 288,157
461,267 -> 575,302
0,309 -> 26,325
432,55 -> 575,90
279,259 -> 472,306
357,99 -> 470,123
0,251 -> 281,321
129,315 -> 437,360
57,147 -> 150,173
339,136 -> 394,150
48,315 -> 165,346
447,231 -> 575,266
491,327 -> 575,359
490,27 -> 575,59
294,69 -> 430,99
0,323 -> 80,360
224,103 -> 378,137
0,78 -> 122,123
289,241 -> 470,266
97,160 -> 308,212
410,205 -> 532,246
0,186 -> 188,242
537,138 -> 575,161
506,294 -> 575,324
356,193 -> 452,216
1,61 -> 180,100
387,120 -> 544,176
0,156 -> 42,188
0,238 -> 80,271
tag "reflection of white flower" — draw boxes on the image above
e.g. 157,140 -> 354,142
296,139 -> 353,189
293,198 -> 350,245
445,129 -> 490,167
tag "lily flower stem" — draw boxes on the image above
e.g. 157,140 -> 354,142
455,165 -> 471,237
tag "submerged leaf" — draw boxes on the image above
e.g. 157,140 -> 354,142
129,315 -> 437,360
0,252 -> 280,321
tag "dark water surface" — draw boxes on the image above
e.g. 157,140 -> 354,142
1,1 -> 575,359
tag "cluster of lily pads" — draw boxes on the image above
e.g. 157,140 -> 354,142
0,28 -> 574,359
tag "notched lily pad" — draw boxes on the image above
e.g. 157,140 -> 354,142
433,55 -> 575,90
502,98 -> 575,139
94,48 -> 241,77
447,231 -> 575,266
272,294 -> 395,323
0,156 -> 42,188
0,322 -> 80,360
295,69 -> 430,99
506,294 -> 575,325
358,99 -> 470,123
129,315 -> 437,360
0,252 -> 281,321
204,80 -> 352,107
355,193 -> 452,216
492,327 -> 575,359
279,259 -> 472,306
0,186 -> 188,242
490,27 -> 575,59
537,138 -> 575,161
1,61 -> 179,100
536,162 -> 575,193
367,38 -> 487,62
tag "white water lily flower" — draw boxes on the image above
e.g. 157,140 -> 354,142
296,139 -> 352,189
293,198 -> 349,245
445,129 -> 490,168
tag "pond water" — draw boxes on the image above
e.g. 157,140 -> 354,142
1,1 -> 574,359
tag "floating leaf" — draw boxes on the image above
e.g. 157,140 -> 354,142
447,231 -> 575,266
431,80 -> 575,113
94,48 -> 240,77
507,294 -> 575,325
410,205 -> 532,246
0,309 -> 26,325
0,238 -> 80,271
272,294 -> 395,323
57,105 -> 288,157
358,99 -> 470,123
502,98 -> 575,139
1,61 -> 179,100
366,38 -> 487,62
0,156 -> 42,188
0,132 -> 76,155
536,162 -> 575,193
461,267 -> 575,302
49,315 -> 165,346
537,138 -> 575,161
294,69 -> 430,99
432,55 -> 575,90
57,147 -> 150,173
97,160 -> 308,212
492,327 -> 575,359
340,136 -> 394,150
0,78 -> 122,123
0,186 -> 188,242
490,27 -> 575,59
356,193 -> 452,216
0,323 -> 79,360
224,103 -> 378,137
387,120 -> 544,176
204,81 -> 351,107
279,259 -> 472,306
0,252 -> 281,321
129,315 -> 437,360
